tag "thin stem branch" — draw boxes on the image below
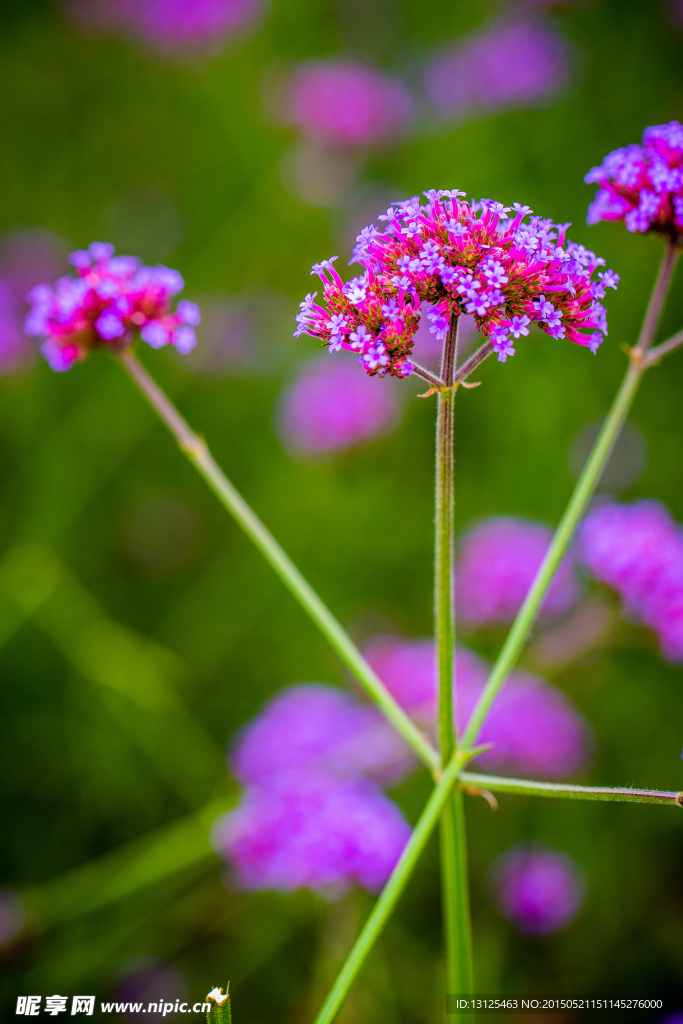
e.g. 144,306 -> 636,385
434,315 -> 474,1003
459,772 -> 683,807
452,339 -> 494,386
412,361 -> 445,388
312,751 -> 466,1024
633,240 -> 681,356
459,242 -> 681,754
643,326 -> 683,367
118,350 -> 439,774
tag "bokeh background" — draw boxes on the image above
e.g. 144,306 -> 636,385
1,0 -> 683,1020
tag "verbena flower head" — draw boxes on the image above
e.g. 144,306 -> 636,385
364,636 -> 591,778
295,191 -> 618,375
277,355 -> 401,454
579,499 -> 683,662
231,684 -> 413,788
213,775 -> 411,895
425,20 -> 572,120
24,242 -> 200,372
287,60 -> 413,148
490,843 -> 585,935
585,121 -> 683,238
456,516 -> 580,626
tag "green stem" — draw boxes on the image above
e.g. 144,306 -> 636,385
459,772 -> 683,806
313,751 -> 467,1024
435,315 -> 474,1003
460,240 -> 680,753
117,350 -> 439,774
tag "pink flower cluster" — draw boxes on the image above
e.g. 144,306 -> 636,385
490,843 -> 585,936
277,355 -> 401,454
24,242 -> 200,372
212,686 -> 412,895
364,637 -> 592,779
585,121 -> 683,238
295,190 -> 618,376
286,61 -> 413,149
425,20 -> 572,120
456,517 -> 580,626
579,500 -> 683,662
64,0 -> 263,53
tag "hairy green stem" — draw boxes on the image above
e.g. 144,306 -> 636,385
460,240 -> 680,753
117,350 -> 439,773
459,772 -> 683,806
435,315 -> 474,1002
312,751 -> 467,1024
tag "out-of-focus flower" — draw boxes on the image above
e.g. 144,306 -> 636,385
456,516 -> 580,626
0,890 -> 26,947
296,191 -> 617,378
277,355 -> 401,454
214,683 -> 412,896
286,60 -> 413,148
231,684 -> 413,788
424,20 -> 573,120
113,958 -> 187,1022
24,242 -> 200,372
213,774 -> 410,895
585,121 -> 683,237
364,636 -> 592,778
0,281 -> 32,374
579,499 -> 683,661
489,843 -> 585,935
63,0 -> 263,52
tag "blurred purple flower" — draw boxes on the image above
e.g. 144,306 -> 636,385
364,637 -> 592,778
424,20 -> 573,120
286,60 -> 413,148
213,774 -> 410,895
232,684 -> 413,788
0,889 -> 26,947
456,517 -> 580,627
0,229 -> 69,307
113,958 -> 187,1022
489,843 -> 585,935
277,355 -> 401,454
579,500 -> 683,661
64,0 -> 263,52
0,281 -> 32,374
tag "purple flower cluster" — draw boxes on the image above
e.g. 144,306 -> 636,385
456,517 -> 580,626
295,191 -> 618,377
425,20 -> 572,120
490,843 -> 585,935
579,500 -> 683,662
277,355 -> 401,454
286,61 -> 413,149
64,0 -> 263,53
212,685 -> 412,895
585,121 -> 683,238
364,637 -> 592,778
24,242 -> 200,372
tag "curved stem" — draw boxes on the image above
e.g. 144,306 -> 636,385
643,326 -> 683,367
453,339 -> 494,386
412,361 -> 445,389
460,242 -> 680,754
117,350 -> 439,774
459,772 -> 683,806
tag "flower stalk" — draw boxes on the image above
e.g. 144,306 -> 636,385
434,314 -> 474,1002
117,349 -> 439,774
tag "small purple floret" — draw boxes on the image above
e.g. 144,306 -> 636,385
490,843 -> 585,935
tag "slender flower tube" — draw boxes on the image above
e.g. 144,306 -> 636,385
295,190 -> 618,377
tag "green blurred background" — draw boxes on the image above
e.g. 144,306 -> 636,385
0,0 -> 682,1019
